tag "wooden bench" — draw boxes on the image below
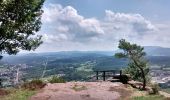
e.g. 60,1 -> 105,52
94,70 -> 122,81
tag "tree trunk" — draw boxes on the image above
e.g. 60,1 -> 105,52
140,68 -> 146,90
132,59 -> 146,90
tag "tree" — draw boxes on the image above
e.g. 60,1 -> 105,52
115,39 -> 149,90
123,62 -> 149,83
0,0 -> 45,58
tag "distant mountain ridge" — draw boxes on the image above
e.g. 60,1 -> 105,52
1,46 -> 170,80
144,46 -> 170,56
114,46 -> 170,56
1,46 -> 170,64
2,46 -> 170,58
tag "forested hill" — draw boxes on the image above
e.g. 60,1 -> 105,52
2,46 -> 170,65
1,46 -> 170,81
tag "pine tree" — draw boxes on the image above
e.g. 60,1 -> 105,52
115,39 -> 149,90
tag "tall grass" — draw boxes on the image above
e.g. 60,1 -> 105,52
132,95 -> 165,100
1,89 -> 36,100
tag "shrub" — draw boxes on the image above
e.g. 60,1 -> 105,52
21,79 -> 46,90
48,76 -> 66,83
148,84 -> 160,95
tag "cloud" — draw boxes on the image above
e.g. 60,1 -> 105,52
42,4 -> 63,23
37,3 -> 164,52
42,4 -> 104,42
42,34 -> 68,43
104,10 -> 156,34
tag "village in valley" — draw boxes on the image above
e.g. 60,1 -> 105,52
1,56 -> 170,90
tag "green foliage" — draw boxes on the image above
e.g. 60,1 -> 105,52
48,76 -> 66,83
116,39 -> 146,59
132,95 -> 165,100
115,39 -> 149,90
1,89 -> 36,100
149,84 -> 160,95
0,0 -> 45,55
21,79 -> 46,90
22,66 -> 44,79
115,53 -> 127,58
123,62 -> 150,82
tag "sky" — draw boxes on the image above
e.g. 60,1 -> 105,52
33,0 -> 170,52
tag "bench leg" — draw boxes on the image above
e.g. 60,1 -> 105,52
103,71 -> 106,81
96,72 -> 98,80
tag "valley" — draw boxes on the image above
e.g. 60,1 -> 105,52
1,48 -> 170,90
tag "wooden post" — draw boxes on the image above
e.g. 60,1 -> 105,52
120,70 -> 122,81
96,71 -> 98,80
103,71 -> 106,81
120,70 -> 122,77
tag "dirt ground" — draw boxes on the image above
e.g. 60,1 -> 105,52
30,82 -> 132,100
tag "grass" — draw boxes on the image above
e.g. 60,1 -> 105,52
48,76 -> 66,83
1,89 -> 36,100
131,95 -> 166,100
72,84 -> 87,91
128,84 -> 168,100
